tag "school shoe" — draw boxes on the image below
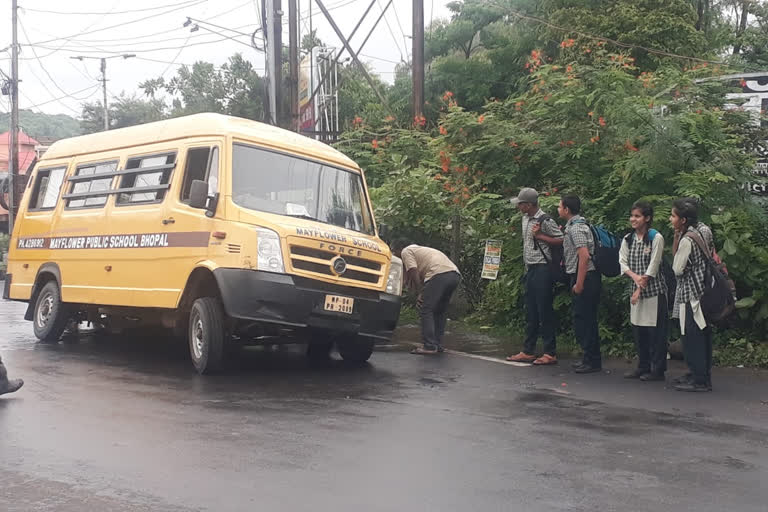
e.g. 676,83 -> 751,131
570,360 -> 586,369
623,368 -> 648,379
573,363 -> 602,374
0,378 -> 24,396
639,372 -> 665,382
674,381 -> 711,392
672,373 -> 693,385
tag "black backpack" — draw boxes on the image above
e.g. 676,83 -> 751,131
533,214 -> 567,284
626,229 -> 676,311
686,231 -> 736,325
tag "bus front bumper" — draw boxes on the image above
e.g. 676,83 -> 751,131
213,269 -> 401,341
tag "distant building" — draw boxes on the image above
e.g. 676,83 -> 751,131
1,130 -> 41,229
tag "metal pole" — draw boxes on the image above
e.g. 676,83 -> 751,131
289,0 -> 299,131
273,0 -> 283,126
314,0 -> 392,113
8,0 -> 19,233
412,0 -> 424,119
101,58 -> 109,131
305,0 -> 380,110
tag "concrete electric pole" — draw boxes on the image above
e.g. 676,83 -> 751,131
412,0 -> 424,120
8,0 -> 19,233
70,54 -> 135,131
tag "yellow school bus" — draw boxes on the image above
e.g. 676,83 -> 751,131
3,113 -> 403,373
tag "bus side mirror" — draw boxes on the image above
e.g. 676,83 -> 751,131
378,223 -> 390,240
189,180 -> 208,209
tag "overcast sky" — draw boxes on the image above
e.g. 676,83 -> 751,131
0,0 -> 454,118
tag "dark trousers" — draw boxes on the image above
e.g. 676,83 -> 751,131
682,303 -> 713,386
420,271 -> 461,350
0,355 -> 8,386
571,271 -> 602,368
524,264 -> 556,355
632,294 -> 669,375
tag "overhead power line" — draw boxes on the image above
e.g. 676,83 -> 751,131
17,18 -> 88,115
376,0 -> 404,61
20,0 -> 202,16
26,0 -> 208,46
23,84 -> 101,111
28,34 -> 253,56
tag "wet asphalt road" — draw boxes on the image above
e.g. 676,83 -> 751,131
1,298 -> 768,512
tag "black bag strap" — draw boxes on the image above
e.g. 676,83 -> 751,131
531,214 -> 554,263
684,230 -> 715,267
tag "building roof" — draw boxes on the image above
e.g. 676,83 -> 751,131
0,130 -> 39,146
41,113 -> 359,170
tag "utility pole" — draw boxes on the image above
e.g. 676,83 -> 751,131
71,54 -> 135,131
8,0 -> 19,233
412,0 -> 424,120
289,0 -> 299,131
100,59 -> 108,131
265,0 -> 283,126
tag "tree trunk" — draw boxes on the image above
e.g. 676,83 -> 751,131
451,211 -> 461,264
695,0 -> 705,31
732,1 -> 750,55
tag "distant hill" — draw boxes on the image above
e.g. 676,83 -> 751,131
0,110 -> 81,140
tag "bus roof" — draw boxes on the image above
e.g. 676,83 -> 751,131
41,113 -> 360,170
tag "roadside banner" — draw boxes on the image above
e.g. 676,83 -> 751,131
481,240 -> 502,280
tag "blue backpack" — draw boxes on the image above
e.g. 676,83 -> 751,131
573,219 -> 621,277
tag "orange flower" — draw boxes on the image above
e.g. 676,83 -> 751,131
477,115 -> 485,124
371,139 -> 379,149
588,111 -> 594,117
439,125 -> 448,135
384,115 -> 395,122
509,141 -> 518,147
590,135 -> 600,143
740,79 -> 747,88
599,117 -> 606,127
623,140 -> 638,152
566,65 -> 573,73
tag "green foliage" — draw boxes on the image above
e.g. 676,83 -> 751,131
337,40 -> 768,362
139,53 -> 266,121
80,94 -> 167,134
0,110 -> 81,139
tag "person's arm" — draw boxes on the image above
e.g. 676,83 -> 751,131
673,237 -> 692,277
619,238 -> 633,277
400,248 -> 422,296
672,229 -> 682,256
532,219 -> 564,246
573,247 -> 590,294
645,234 -> 664,278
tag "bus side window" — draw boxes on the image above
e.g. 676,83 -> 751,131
28,166 -> 67,211
180,147 -> 219,203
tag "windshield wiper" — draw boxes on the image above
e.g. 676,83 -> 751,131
286,213 -> 321,222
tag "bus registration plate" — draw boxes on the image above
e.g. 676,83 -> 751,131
324,295 -> 354,314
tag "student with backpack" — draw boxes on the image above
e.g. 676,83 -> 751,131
619,201 -> 669,382
670,199 -> 714,392
506,188 -> 564,365
559,195 -> 603,374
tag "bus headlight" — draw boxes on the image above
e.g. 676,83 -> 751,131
255,227 -> 284,273
386,256 -> 403,296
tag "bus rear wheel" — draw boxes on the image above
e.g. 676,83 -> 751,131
189,297 -> 227,374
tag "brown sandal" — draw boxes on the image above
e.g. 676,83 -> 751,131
506,352 -> 536,363
533,354 -> 558,365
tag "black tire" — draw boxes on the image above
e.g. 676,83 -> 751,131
306,339 -> 334,362
337,336 -> 374,364
32,281 -> 71,343
188,297 -> 227,374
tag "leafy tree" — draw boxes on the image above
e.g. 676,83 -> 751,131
0,110 -> 81,139
80,94 -> 167,134
140,53 -> 267,122
337,44 -> 768,352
